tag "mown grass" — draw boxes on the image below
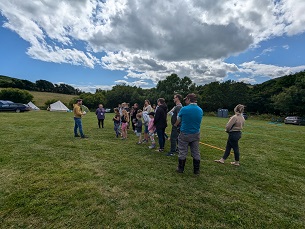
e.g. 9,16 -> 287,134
0,111 -> 304,228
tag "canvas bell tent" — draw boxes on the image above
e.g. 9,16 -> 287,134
49,101 -> 69,112
27,101 -> 40,110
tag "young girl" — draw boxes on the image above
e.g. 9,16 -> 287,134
135,113 -> 143,144
148,112 -> 156,149
113,108 -> 120,138
121,109 -> 129,140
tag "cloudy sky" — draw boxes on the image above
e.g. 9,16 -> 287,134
0,0 -> 305,92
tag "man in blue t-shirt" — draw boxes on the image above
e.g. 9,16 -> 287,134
174,93 -> 203,174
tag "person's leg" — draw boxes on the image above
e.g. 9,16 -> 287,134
144,126 -> 149,141
161,128 -> 166,149
177,132 -> 188,172
156,128 -> 164,150
189,133 -> 201,174
98,119 -> 101,128
231,132 -> 241,162
222,135 -> 233,160
101,119 -> 104,128
170,126 -> 178,153
74,117 -> 79,136
78,119 -> 84,137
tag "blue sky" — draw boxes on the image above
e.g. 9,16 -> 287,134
1,1 -> 305,92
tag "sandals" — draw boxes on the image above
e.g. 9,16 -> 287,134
214,160 -> 224,164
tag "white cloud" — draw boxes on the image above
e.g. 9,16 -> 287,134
283,45 -> 289,49
239,61 -> 305,79
237,77 -> 257,84
1,0 -> 305,86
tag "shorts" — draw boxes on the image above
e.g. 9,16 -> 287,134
144,125 -> 149,134
136,131 -> 142,137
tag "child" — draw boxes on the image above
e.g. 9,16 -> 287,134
148,112 -> 156,149
135,113 -> 143,144
142,111 -> 150,143
121,109 -> 129,140
113,109 -> 120,138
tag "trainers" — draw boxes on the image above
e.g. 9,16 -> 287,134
166,152 -> 174,156
136,142 -> 142,145
81,135 -> 88,138
148,144 -> 156,149
156,148 -> 164,152
74,134 -> 80,137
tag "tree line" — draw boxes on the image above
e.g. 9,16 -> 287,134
0,76 -> 83,95
1,71 -> 304,116
74,71 -> 304,116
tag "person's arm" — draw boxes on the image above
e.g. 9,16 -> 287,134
225,116 -> 236,132
174,116 -> 181,127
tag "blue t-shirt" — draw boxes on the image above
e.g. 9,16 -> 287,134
178,104 -> 203,134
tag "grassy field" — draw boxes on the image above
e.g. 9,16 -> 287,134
0,88 -> 77,108
0,111 -> 304,228
28,91 -> 77,108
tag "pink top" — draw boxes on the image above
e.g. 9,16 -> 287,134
148,118 -> 156,133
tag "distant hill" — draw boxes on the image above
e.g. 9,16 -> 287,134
0,74 -> 83,95
0,75 -> 79,108
29,91 -> 77,108
0,75 -> 16,83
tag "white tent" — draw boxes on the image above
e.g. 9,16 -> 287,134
27,101 -> 40,110
49,100 -> 69,112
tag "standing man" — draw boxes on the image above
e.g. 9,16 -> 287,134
95,104 -> 106,128
131,103 -> 139,132
166,94 -> 183,156
174,93 -> 203,174
154,98 -> 168,152
73,99 -> 87,138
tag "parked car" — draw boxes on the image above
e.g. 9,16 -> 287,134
0,100 -> 31,113
105,108 -> 111,113
284,116 -> 305,125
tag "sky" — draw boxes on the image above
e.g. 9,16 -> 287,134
0,0 -> 305,93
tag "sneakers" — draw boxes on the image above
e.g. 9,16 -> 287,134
148,144 -> 156,149
74,134 -> 80,137
155,148 -> 164,152
142,139 -> 148,143
136,142 -> 142,145
166,152 -> 175,156
81,135 -> 88,138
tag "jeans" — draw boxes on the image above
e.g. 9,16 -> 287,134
223,131 -> 242,161
114,123 -> 120,137
74,117 -> 84,137
170,125 -> 180,152
156,128 -> 166,149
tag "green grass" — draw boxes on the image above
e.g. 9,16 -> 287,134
28,91 -> 77,108
0,88 -> 77,108
0,111 -> 304,228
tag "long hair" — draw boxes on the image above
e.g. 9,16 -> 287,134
234,104 -> 245,114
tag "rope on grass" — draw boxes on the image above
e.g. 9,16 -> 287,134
199,141 -> 233,155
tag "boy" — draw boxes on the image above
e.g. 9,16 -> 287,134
135,113 -> 143,144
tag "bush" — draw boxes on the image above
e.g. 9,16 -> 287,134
0,88 -> 33,103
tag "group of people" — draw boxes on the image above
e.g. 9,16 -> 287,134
73,94 -> 245,174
